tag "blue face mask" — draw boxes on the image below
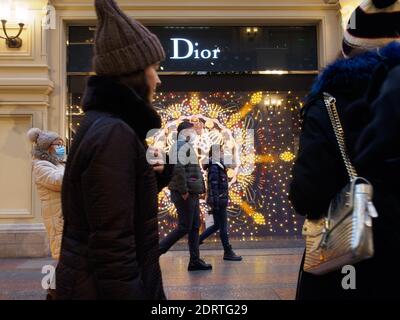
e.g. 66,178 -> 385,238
54,146 -> 66,160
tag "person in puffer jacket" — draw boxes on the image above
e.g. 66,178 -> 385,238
160,120 -> 213,271
56,0 -> 169,300
27,128 -> 65,260
200,144 -> 242,261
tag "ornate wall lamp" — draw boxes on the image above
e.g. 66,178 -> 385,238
1,20 -> 24,48
0,1 -> 28,49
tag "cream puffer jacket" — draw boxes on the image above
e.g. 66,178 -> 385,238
32,159 -> 65,259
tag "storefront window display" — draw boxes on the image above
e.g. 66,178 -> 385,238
67,25 -> 317,239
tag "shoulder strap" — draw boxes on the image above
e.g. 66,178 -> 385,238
323,92 -> 358,182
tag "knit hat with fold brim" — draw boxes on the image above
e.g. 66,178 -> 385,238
343,0 -> 400,58
93,0 -> 165,76
27,128 -> 60,151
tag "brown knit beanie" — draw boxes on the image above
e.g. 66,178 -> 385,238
93,0 -> 166,76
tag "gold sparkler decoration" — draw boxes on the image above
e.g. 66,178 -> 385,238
250,92 -> 263,105
190,94 -> 201,114
280,151 -> 296,162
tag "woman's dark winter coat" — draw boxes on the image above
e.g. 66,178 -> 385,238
289,42 -> 400,300
56,76 -> 171,300
352,64 -> 400,179
204,160 -> 229,210
168,139 -> 206,195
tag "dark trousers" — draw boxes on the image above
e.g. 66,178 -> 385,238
159,191 -> 200,261
199,206 -> 230,250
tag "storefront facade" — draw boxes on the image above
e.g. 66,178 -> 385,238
0,0 -> 355,257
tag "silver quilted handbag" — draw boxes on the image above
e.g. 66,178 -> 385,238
302,92 -> 379,275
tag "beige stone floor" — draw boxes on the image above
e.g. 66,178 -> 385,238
161,248 -> 303,300
0,248 -> 303,300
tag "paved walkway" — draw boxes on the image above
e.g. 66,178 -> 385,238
0,248 -> 303,300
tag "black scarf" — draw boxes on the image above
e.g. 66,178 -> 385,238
82,76 -> 161,140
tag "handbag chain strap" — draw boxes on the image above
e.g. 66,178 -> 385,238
323,92 -> 358,182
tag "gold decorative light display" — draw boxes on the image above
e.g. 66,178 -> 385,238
150,90 -> 305,241
280,151 -> 296,162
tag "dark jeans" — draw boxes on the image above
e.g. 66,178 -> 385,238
159,191 -> 200,261
199,206 -> 230,250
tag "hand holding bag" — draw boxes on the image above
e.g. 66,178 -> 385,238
302,93 -> 379,275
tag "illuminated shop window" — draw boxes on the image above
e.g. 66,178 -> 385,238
66,25 -> 318,239
153,91 -> 305,239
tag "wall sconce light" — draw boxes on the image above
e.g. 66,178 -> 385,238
0,1 -> 28,49
0,20 -> 24,48
246,27 -> 259,40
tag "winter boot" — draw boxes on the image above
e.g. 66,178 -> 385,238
188,258 -> 212,271
223,245 -> 242,261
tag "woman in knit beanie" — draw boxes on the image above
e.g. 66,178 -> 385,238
27,128 -> 65,261
56,0 -> 170,300
290,0 -> 400,300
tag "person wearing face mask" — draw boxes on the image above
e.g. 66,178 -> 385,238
27,128 -> 65,261
159,120 -> 212,271
56,0 -> 170,300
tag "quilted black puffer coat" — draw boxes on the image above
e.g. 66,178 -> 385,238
56,76 -> 171,300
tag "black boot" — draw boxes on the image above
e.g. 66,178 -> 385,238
223,245 -> 242,261
188,258 -> 212,271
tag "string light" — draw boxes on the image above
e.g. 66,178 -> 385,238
280,151 -> 296,162
67,89 -> 306,241
250,92 -> 263,105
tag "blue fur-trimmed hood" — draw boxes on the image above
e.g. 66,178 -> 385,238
310,42 -> 400,99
